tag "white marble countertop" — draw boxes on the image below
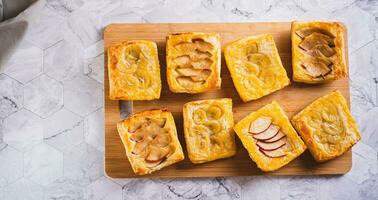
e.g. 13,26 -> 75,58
0,0 -> 377,199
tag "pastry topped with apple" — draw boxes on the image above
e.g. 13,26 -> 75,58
117,109 -> 184,175
291,21 -> 347,83
166,32 -> 221,93
234,101 -> 306,172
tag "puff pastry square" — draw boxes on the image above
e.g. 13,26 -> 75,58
117,109 -> 184,175
291,21 -> 347,83
224,34 -> 290,102
291,91 -> 361,162
183,98 -> 236,163
166,32 -> 221,93
234,101 -> 306,172
108,40 -> 161,100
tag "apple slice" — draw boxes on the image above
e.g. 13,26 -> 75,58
151,133 -> 171,148
259,148 -> 286,158
145,146 -> 170,162
264,131 -> 286,143
129,130 -> 145,142
249,117 -> 272,134
256,139 -> 286,151
131,140 -> 149,156
128,118 -> 149,133
253,125 -> 279,140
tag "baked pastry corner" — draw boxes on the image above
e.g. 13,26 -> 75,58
117,108 -> 184,175
291,90 -> 361,162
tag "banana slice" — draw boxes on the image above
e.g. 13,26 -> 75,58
190,125 -> 210,137
136,74 -> 151,89
194,127 -> 211,156
204,121 -> 222,134
247,53 -> 271,67
206,105 -> 223,120
246,42 -> 258,55
245,61 -> 260,75
117,59 -> 138,74
322,122 -> 340,136
192,109 -> 207,124
119,74 -> 140,88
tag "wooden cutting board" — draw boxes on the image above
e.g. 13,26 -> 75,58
104,22 -> 351,178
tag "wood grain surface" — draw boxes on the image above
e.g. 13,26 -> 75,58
104,22 -> 351,178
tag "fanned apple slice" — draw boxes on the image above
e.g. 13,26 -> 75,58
259,147 -> 286,158
145,146 -> 170,163
249,117 -> 272,134
174,42 -> 197,53
176,77 -> 205,87
190,69 -> 211,82
295,28 -> 334,39
151,133 -> 171,148
150,118 -> 167,128
176,67 -> 204,77
174,55 -> 191,67
193,39 -> 213,53
299,33 -> 335,51
306,44 -> 336,57
131,140 -> 149,156
191,59 -> 213,69
253,125 -> 280,140
264,131 -> 286,143
256,139 -> 286,151
128,118 -> 148,133
190,50 -> 211,60
129,130 -> 145,142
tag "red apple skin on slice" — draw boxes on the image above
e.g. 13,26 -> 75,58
264,131 -> 286,143
253,125 -> 280,140
249,117 -> 272,134
259,148 -> 286,158
256,139 -> 286,151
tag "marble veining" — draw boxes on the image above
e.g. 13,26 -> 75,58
0,0 -> 377,199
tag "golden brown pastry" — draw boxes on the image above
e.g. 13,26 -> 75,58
117,109 -> 184,175
224,34 -> 290,102
234,101 -> 306,172
291,91 -> 361,162
166,32 -> 221,93
108,40 -> 161,100
291,21 -> 347,83
183,98 -> 236,163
